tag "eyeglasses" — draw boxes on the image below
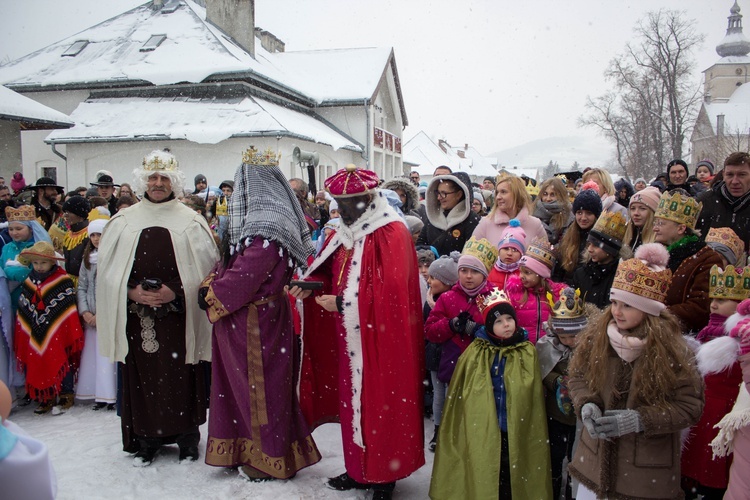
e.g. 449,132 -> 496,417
410,176 -> 419,180
436,190 -> 458,199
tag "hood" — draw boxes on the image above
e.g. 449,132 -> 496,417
425,173 -> 473,230
381,177 -> 420,213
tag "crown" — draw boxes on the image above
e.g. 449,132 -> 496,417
142,150 -> 179,171
706,227 -> 745,264
524,237 -> 557,270
242,146 -> 280,166
461,237 -> 499,274
612,257 -> 672,304
5,205 -> 36,222
709,265 -> 750,301
592,211 -> 627,242
477,287 -> 512,320
555,174 -> 568,185
549,287 -> 586,320
654,191 -> 703,229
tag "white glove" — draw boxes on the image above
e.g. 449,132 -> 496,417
5,258 -> 23,267
580,403 -> 602,439
594,409 -> 643,438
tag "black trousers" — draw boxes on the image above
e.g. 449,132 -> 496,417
500,431 -> 512,499
548,418 -> 576,500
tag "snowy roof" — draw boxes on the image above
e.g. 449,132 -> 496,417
45,93 -> 361,150
0,85 -> 73,129
703,82 -> 750,134
402,132 -> 455,176
449,145 -> 497,177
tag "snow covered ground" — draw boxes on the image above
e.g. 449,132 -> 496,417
9,404 -> 435,499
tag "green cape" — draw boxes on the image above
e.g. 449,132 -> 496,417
429,338 -> 552,500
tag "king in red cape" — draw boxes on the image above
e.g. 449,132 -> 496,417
294,164 -> 425,497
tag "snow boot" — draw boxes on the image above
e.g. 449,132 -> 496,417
133,438 -> 161,467
372,482 -> 395,500
91,402 -> 108,411
239,466 -> 274,482
52,393 -> 75,415
34,400 -> 55,415
177,430 -> 200,463
326,472 -> 370,491
429,425 -> 439,452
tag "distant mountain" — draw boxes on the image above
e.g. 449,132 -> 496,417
491,134 -> 614,170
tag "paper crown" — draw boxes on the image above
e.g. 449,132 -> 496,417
461,237 -> 499,274
612,256 -> 672,305
590,210 -> 627,248
5,205 -> 36,222
325,164 -> 379,198
477,287 -> 512,322
524,237 -> 557,270
709,265 -> 750,301
555,174 -> 568,186
547,287 -> 588,334
706,227 -> 745,264
242,146 -> 280,166
655,191 -> 703,229
142,150 -> 179,172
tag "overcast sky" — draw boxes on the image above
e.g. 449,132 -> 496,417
0,0 -> 737,159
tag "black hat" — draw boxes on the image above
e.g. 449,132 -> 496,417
484,301 -> 517,333
62,195 -> 91,219
30,177 -> 64,194
219,180 -> 234,190
572,189 -> 603,218
666,159 -> 688,177
195,174 -> 207,184
90,175 -> 120,188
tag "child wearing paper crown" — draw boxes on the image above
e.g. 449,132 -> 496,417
13,242 -> 84,416
681,265 -> 750,499
567,243 -> 704,500
537,287 -> 588,500
487,218 -> 526,290
505,238 -> 566,344
429,288 -> 552,500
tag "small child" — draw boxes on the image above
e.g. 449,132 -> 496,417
573,211 -> 628,308
705,227 -> 745,268
682,265 -> 750,498
505,238 -> 567,344
487,218 -> 526,290
75,219 -> 117,410
429,288 -> 552,500
537,287 -> 588,500
14,242 -> 84,415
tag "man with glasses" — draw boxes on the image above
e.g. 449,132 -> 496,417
409,171 -> 420,186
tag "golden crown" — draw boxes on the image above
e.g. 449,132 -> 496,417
555,174 -> 569,185
477,287 -> 512,316
525,237 -> 557,270
5,205 -> 36,222
243,146 -> 280,166
548,287 -> 586,320
591,210 -> 627,243
461,237 -> 499,274
709,265 -> 750,301
142,150 -> 179,171
655,191 -> 703,229
706,227 -> 745,264
612,257 -> 672,304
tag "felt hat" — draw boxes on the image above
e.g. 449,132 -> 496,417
30,177 -> 64,194
325,164 -> 379,198
610,243 -> 672,316
62,195 -> 91,219
18,241 -> 65,265
89,174 -> 120,188
428,251 -> 460,286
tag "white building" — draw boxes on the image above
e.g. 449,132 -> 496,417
403,131 -> 497,182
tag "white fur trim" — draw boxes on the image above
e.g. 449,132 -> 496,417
684,335 -> 701,355
725,310 -> 745,337
697,336 -> 741,376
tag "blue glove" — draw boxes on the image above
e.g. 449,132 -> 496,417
594,409 -> 643,438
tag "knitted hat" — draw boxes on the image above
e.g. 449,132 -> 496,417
655,191 -> 703,230
478,288 -> 517,332
428,251 -> 461,286
329,199 -> 339,212
610,243 -> 672,316
709,265 -> 750,301
706,227 -> 745,266
219,180 -> 234,190
62,195 -> 91,219
587,211 -> 627,256
519,238 -> 557,279
458,237 -> 498,278
404,215 -> 424,235
417,247 -> 437,267
88,218 -> 108,235
634,177 -> 647,186
18,241 -> 65,265
547,287 -> 588,334
498,218 -> 527,254
628,186 -> 661,212
572,188 -> 603,218
667,159 -> 689,177
696,160 -> 715,175
325,164 -> 379,198
194,174 -> 207,184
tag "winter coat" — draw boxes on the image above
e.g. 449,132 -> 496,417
723,352 -> 750,500
487,267 -> 519,291
568,344 -> 704,500
381,178 -> 421,216
504,274 -> 566,344
424,281 -> 493,383
696,182 -> 750,252
77,258 -> 97,315
532,200 -> 573,245
551,227 -> 589,286
472,205 -> 548,249
416,172 -> 480,256
572,258 -> 618,309
665,242 -> 722,333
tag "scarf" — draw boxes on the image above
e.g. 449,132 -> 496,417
606,320 -> 647,363
667,236 -> 703,272
494,261 -> 521,273
720,182 -> 750,213
228,163 -> 314,270
602,194 -> 616,211
696,313 -> 728,343
88,249 -> 98,266
533,201 -> 562,224
460,279 -> 488,297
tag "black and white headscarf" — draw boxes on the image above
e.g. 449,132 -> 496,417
228,163 -> 315,270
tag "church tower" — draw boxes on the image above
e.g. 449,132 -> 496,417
703,1 -> 750,103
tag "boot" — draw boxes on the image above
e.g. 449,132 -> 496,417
176,430 -> 200,463
34,400 -> 55,415
239,465 -> 274,482
429,425 -> 439,452
133,437 -> 161,467
91,402 -> 108,411
326,472 -> 370,491
52,393 -> 75,416
372,482 -> 396,500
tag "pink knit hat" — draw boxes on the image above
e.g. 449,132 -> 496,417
498,218 -> 527,253
629,186 -> 661,212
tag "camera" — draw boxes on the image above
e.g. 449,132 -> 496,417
141,278 -> 163,291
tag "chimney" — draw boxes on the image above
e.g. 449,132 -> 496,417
255,28 -> 285,53
152,0 -> 164,9
717,114 -> 725,136
206,0 -> 255,57
464,143 -> 468,150
438,139 -> 448,153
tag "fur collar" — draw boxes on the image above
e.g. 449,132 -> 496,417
425,174 -> 472,230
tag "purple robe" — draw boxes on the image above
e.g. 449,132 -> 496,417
204,238 -> 320,478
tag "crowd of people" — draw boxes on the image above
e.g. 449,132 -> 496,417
2,149 -> 750,500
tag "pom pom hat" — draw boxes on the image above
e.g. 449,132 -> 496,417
610,243 -> 672,316
498,218 -> 527,253
428,251 -> 461,286
458,237 -> 498,278
572,188 -> 603,219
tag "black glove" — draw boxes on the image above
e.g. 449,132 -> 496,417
449,311 -> 478,336
197,287 -> 209,311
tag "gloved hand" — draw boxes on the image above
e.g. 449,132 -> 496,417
5,258 -> 23,267
594,409 -> 643,439
197,287 -> 209,311
729,317 -> 750,356
580,403 -> 602,439
555,376 -> 573,416
449,311 -> 477,337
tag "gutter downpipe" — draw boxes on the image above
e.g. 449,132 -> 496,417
50,142 -> 68,189
363,98 -> 370,166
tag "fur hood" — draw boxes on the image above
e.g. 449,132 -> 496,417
381,177 -> 420,213
425,173 -> 473,230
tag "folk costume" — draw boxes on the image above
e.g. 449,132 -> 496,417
299,165 -> 425,485
202,148 -> 321,478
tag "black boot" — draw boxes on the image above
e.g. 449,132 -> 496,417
133,437 -> 161,467
429,425 -> 439,452
176,429 -> 200,463
326,472 -> 370,491
372,482 -> 396,500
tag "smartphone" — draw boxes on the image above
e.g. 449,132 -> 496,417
290,280 -> 324,290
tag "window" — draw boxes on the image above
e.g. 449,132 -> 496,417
62,40 -> 89,57
140,35 -> 167,52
